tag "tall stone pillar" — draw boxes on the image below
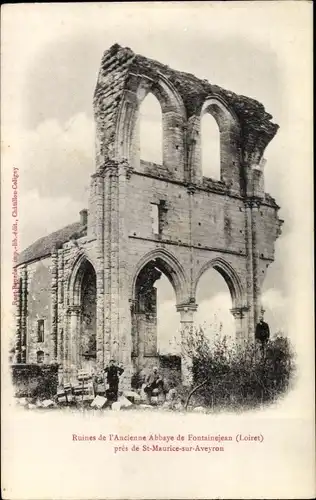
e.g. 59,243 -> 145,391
102,162 -> 119,369
117,161 -> 133,390
63,311 -> 70,384
251,200 -> 263,327
102,160 -> 133,389
57,249 -> 65,365
244,201 -> 255,338
177,303 -> 198,386
51,249 -> 58,362
93,172 -> 105,373
108,164 -> 120,359
68,305 -> 80,384
245,158 -> 265,338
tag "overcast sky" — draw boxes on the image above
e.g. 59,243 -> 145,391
2,2 -> 312,345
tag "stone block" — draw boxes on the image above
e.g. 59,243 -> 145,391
111,401 -> 122,411
82,394 -> 94,402
57,396 -> 67,404
123,391 -> 141,404
42,399 -> 56,408
91,396 -> 107,408
118,395 -> 133,408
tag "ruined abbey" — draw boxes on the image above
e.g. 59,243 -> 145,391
15,43 -> 283,387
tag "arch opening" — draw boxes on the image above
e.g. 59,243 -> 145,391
139,93 -> 163,165
116,74 -> 186,171
131,259 -> 181,380
71,258 -> 97,373
191,97 -> 241,187
195,267 -> 236,344
201,113 -> 221,180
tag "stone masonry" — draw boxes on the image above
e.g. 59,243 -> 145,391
15,44 -> 283,388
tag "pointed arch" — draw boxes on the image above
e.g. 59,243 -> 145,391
194,257 -> 244,309
201,95 -> 240,132
188,95 -> 241,189
67,252 -> 96,307
201,113 -> 221,179
115,70 -> 186,175
66,252 -> 97,370
131,248 -> 189,306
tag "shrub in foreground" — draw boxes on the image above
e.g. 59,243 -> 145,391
183,328 -> 295,410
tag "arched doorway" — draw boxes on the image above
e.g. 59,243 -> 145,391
69,258 -> 97,376
131,254 -> 185,382
79,262 -> 97,372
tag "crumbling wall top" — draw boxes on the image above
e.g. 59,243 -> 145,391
94,43 -> 278,166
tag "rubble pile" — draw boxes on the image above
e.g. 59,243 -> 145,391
14,383 -> 190,412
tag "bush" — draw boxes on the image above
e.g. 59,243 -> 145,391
158,354 -> 181,391
11,363 -> 59,399
183,328 -> 295,410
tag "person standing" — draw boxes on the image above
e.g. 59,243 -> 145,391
104,359 -> 124,402
255,317 -> 270,356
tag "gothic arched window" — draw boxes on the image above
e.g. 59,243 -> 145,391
201,113 -> 221,180
139,93 -> 163,165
